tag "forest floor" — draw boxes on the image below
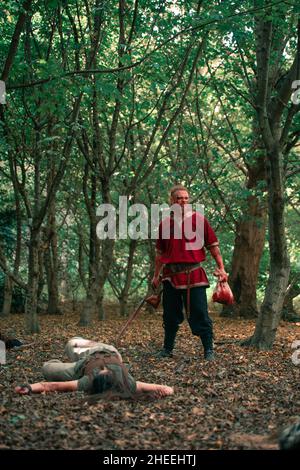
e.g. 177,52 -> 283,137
1,304 -> 300,450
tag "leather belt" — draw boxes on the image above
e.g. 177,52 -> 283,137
163,263 -> 202,317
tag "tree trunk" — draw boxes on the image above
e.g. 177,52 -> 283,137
97,237 -> 115,320
45,247 -> 60,314
96,290 -> 106,320
79,275 -> 98,326
244,148 -> 290,349
26,229 -> 41,333
78,232 -> 87,291
79,237 -> 115,325
1,155 -> 23,316
59,250 -> 70,303
119,239 -> 137,316
37,242 -> 45,308
145,239 -> 156,314
79,165 -> 102,326
87,168 -> 98,288
247,262 -> 290,349
1,0 -> 33,83
282,282 -> 300,322
239,8 -> 300,349
80,179 -> 115,326
119,296 -> 129,317
45,201 -> 60,314
221,119 -> 267,319
1,276 -> 13,316
222,194 -> 267,318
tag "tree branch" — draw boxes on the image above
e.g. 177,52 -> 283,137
1,0 -> 34,82
7,0 -> 286,90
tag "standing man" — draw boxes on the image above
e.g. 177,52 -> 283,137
152,185 -> 228,361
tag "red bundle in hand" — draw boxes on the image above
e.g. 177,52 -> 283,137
212,281 -> 234,305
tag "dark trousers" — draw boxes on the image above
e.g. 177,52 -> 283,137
162,281 -> 213,352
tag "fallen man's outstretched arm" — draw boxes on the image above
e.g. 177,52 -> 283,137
15,380 -> 174,399
15,380 -> 78,394
136,382 -> 174,399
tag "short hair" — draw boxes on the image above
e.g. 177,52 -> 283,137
279,421 -> 300,450
88,367 -> 163,403
89,364 -> 135,401
91,372 -> 114,394
169,185 -> 189,203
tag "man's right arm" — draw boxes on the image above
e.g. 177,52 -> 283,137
15,380 -> 79,394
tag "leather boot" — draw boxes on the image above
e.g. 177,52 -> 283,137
156,327 -> 178,358
201,334 -> 215,361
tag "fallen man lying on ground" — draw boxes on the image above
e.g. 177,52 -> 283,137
15,336 -> 174,400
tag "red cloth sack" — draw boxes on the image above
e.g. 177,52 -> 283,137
212,281 -> 234,305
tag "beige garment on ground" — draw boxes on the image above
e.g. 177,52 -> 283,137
64,336 -> 122,362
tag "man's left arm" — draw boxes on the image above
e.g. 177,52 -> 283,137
209,245 -> 228,282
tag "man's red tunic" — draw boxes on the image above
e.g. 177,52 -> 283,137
156,212 -> 219,289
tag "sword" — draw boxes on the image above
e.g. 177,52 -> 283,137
115,288 -> 162,344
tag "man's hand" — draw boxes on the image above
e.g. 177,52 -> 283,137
152,385 -> 174,399
15,384 -> 32,395
151,275 -> 160,289
213,268 -> 228,283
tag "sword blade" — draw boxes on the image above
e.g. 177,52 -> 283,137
115,297 -> 146,344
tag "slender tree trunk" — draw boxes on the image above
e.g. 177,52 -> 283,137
1,276 -> 13,316
88,205 -> 104,315
119,296 -> 128,318
222,195 -> 267,318
0,190 -> 19,316
37,241 -> 45,306
45,197 -> 60,314
47,258 -> 60,314
79,182 -> 115,325
244,148 -> 290,349
79,165 -> 100,325
96,289 -> 106,320
239,8 -> 300,349
249,264 -> 290,349
26,229 -> 41,333
78,232 -> 87,291
97,238 -> 115,320
44,243 -> 60,314
222,121 -> 267,319
282,282 -> 300,321
79,278 -> 98,326
87,168 -> 97,287
1,155 -> 23,316
1,0 -> 33,83
145,239 -> 156,314
1,229 -> 22,314
79,237 -> 115,325
59,250 -> 69,303
119,239 -> 137,316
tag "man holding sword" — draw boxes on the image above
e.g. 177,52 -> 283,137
152,185 -> 228,361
